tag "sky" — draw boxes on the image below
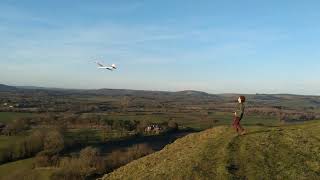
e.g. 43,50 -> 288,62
1,0 -> 320,95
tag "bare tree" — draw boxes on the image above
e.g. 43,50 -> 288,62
44,130 -> 64,153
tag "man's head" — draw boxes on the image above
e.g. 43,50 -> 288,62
238,96 -> 246,103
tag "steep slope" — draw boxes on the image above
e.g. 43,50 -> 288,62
102,121 -> 320,180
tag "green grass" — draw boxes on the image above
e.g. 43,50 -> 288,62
0,158 -> 34,179
0,158 -> 54,180
102,120 -> 320,180
32,169 -> 54,180
0,112 -> 34,123
66,128 -> 103,143
0,135 -> 26,151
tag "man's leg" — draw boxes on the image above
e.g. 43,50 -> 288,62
232,117 -> 238,129
236,123 -> 241,133
238,120 -> 245,135
233,117 -> 241,133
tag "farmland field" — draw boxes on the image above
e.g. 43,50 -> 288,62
0,85 -> 319,179
0,112 -> 35,123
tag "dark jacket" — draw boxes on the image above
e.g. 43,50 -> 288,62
235,103 -> 245,119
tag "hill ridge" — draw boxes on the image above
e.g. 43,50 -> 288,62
102,121 -> 320,180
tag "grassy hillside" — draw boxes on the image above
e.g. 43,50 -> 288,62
102,121 -> 320,180
0,158 -> 34,179
0,158 -> 53,180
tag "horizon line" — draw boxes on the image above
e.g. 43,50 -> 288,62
2,83 -> 320,97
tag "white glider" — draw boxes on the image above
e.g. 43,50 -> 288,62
95,61 -> 117,71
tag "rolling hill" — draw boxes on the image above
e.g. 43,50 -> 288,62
2,83 -> 320,109
0,84 -> 18,92
101,121 -> 320,180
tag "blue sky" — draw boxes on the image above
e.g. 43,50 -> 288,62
1,0 -> 320,94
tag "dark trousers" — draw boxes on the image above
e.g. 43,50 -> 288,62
232,116 -> 244,133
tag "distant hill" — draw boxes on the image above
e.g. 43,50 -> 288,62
1,83 -> 320,108
0,84 -> 18,92
176,90 -> 210,96
84,88 -> 174,97
101,121 -> 320,179
15,85 -> 69,90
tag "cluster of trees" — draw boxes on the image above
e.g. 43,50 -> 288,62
1,118 -> 30,136
0,130 -> 42,163
246,107 -> 280,117
0,128 -> 64,164
104,119 -> 138,131
68,116 -> 179,135
0,95 -> 120,113
280,112 -> 317,122
34,129 -> 65,167
94,120 -> 177,143
247,107 -> 319,123
50,144 -> 154,180
50,147 -> 105,180
0,114 -> 179,165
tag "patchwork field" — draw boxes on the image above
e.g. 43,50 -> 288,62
0,112 -> 35,123
0,85 -> 319,179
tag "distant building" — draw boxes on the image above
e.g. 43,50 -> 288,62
145,124 -> 162,134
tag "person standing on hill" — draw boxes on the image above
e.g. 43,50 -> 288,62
233,96 -> 246,135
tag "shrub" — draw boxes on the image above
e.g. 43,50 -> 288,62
51,146 -> 106,180
0,129 -> 45,164
106,143 -> 154,169
168,121 -> 178,131
35,150 -> 60,167
2,118 -> 29,136
44,130 -> 64,153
